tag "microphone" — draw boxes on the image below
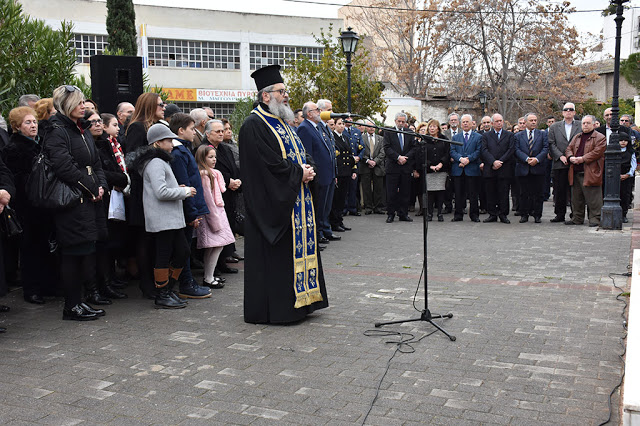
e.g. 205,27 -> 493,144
319,111 -> 358,121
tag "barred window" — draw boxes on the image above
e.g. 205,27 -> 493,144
148,39 -> 240,70
173,102 -> 236,118
249,44 -> 323,70
72,34 -> 109,64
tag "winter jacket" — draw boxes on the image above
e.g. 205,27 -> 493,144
170,139 -> 209,223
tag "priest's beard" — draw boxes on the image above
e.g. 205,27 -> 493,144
268,97 -> 295,122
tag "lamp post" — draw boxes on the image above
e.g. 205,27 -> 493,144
478,91 -> 487,115
339,27 -> 360,113
601,0 -> 628,230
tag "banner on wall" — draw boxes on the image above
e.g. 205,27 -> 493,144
161,88 -> 258,103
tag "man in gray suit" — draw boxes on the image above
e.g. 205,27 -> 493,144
443,113 -> 460,140
548,102 -> 581,222
359,120 -> 386,214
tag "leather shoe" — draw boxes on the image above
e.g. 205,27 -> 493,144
519,216 -> 528,223
451,217 -> 463,222
623,216 -> 629,223
386,216 -> 394,223
326,234 -> 341,241
564,220 -> 577,225
203,278 -> 225,289
534,217 -> 541,223
225,256 -> 239,263
550,216 -> 564,223
231,252 -> 244,261
398,216 -> 413,222
102,285 -> 128,300
437,215 -> 444,222
24,295 -> 45,305
331,226 -> 345,232
471,217 -> 480,223
80,302 -> 105,317
87,291 -> 112,305
499,216 -> 510,224
0,305 -> 9,312
483,216 -> 497,223
319,237 -> 330,244
63,304 -> 98,321
218,265 -> 238,274
348,211 -> 361,216
341,225 -> 352,231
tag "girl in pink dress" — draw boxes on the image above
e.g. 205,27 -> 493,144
194,145 -> 236,288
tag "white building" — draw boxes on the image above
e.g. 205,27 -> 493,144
20,0 -> 342,116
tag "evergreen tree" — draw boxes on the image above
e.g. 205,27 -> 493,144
106,0 -> 138,56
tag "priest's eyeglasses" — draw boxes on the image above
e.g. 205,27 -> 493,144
268,88 -> 288,96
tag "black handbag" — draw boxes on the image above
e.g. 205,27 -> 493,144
0,206 -> 23,238
25,126 -> 82,210
233,210 -> 245,236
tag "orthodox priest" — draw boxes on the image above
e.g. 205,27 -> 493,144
239,65 -> 329,324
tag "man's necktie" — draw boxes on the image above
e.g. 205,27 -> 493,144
398,132 -> 404,150
464,133 -> 469,144
528,130 -> 534,155
369,134 -> 375,154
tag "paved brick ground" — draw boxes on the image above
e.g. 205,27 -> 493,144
0,200 -> 630,425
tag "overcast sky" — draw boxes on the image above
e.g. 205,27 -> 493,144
125,0 -> 620,37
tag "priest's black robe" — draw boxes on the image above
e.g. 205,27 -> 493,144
238,104 -> 329,324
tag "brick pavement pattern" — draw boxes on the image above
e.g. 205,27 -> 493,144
0,201 -> 629,425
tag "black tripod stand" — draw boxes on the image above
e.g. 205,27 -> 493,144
374,133 -> 456,341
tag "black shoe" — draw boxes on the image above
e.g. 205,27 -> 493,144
451,217 -> 463,222
534,217 -> 541,223
80,302 -> 105,317
398,216 -> 413,222
437,215 -> 444,222
589,223 -> 599,227
218,265 -> 238,274
24,294 -> 45,305
225,256 -> 239,263
109,278 -> 128,289
519,216 -> 528,223
326,234 -> 341,241
102,285 -> 128,300
550,216 -> 564,223
212,273 -> 226,283
499,216 -> 510,224
479,209 -> 487,214
483,216 -> 497,223
155,288 -> 187,309
364,209 -> 373,215
318,237 -> 330,244
0,305 -> 9,313
0,327 -> 5,333
341,225 -> 352,231
471,217 -> 480,223
331,226 -> 345,232
623,216 -> 629,223
564,220 -> 577,225
318,246 -> 325,251
348,211 -> 361,216
203,278 -> 225,289
86,291 -> 112,306
427,214 -> 433,221
231,252 -> 244,261
386,216 -> 394,223
63,304 -> 99,321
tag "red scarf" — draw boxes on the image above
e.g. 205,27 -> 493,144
109,136 -> 127,173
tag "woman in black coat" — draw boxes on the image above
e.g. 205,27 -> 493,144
3,107 -> 58,304
46,85 -> 108,321
419,119 -> 450,222
0,155 -> 15,332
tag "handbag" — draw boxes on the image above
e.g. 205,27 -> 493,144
108,190 -> 126,221
0,206 -> 23,238
233,210 -> 245,236
25,125 -> 82,210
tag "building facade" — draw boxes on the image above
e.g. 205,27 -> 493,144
20,0 -> 342,116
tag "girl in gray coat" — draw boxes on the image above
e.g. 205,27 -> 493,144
132,124 -> 197,309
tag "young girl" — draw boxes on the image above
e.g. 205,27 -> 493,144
131,123 -> 197,309
194,145 -> 235,289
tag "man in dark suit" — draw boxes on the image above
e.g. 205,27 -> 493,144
450,114 -> 483,222
297,101 -> 338,243
597,107 -> 629,145
330,118 -> 357,232
383,113 -> 415,223
514,113 -> 549,223
481,113 -> 515,223
343,121 -> 364,216
360,120 -> 386,214
548,102 -> 581,223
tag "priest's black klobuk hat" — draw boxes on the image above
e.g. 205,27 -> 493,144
251,64 -> 284,91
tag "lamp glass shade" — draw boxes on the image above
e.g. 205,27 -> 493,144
340,28 -> 360,55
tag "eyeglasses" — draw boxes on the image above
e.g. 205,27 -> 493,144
89,119 -> 103,126
563,108 -> 575,112
64,85 -> 80,93
621,119 -> 630,122
268,89 -> 288,96
157,102 -> 166,108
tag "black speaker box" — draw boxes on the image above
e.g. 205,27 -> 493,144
90,55 -> 143,115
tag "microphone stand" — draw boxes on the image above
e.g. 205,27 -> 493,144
354,122 -> 457,341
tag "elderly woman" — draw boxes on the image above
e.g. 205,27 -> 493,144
3,107 -> 58,305
418,119 -> 450,221
47,85 -> 108,321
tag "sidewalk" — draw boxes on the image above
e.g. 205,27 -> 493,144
0,200 -> 629,425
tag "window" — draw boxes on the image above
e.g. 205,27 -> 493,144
249,44 -> 323,70
174,102 -> 236,118
148,39 -> 240,69
72,34 -> 109,64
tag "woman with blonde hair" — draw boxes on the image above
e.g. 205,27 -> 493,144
33,98 -> 56,121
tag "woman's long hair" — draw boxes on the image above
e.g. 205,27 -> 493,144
126,92 -> 160,134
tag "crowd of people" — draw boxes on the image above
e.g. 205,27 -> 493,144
0,66 -> 635,327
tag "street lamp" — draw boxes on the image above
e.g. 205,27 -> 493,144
478,91 -> 487,114
601,0 -> 629,230
339,27 -> 360,113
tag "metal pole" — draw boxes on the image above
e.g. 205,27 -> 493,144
346,51 -> 352,113
601,0 -> 627,230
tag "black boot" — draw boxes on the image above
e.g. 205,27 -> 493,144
63,304 -> 98,321
155,286 -> 187,309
